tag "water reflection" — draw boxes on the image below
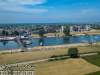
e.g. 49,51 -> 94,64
39,38 -> 44,45
62,37 -> 70,41
1,41 -> 8,45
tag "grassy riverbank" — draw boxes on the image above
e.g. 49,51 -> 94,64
0,46 -> 100,65
0,49 -> 20,54
0,42 -> 99,54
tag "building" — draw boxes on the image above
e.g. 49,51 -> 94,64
60,26 -> 66,33
32,30 -> 39,34
47,28 -> 55,33
55,29 -> 60,33
44,27 -> 55,33
70,26 -> 74,32
85,25 -> 91,31
70,26 -> 81,32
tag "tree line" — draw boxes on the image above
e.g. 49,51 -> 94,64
1,30 -> 19,36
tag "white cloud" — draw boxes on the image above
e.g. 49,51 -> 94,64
7,0 -> 46,5
0,0 -> 48,13
82,9 -> 94,13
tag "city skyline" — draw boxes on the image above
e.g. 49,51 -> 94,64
0,0 -> 100,23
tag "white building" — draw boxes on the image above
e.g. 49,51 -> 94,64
85,25 -> 91,31
70,26 -> 81,32
70,26 -> 73,32
60,26 -> 66,33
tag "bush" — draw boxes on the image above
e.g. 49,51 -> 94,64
48,59 -> 53,61
50,55 -> 58,58
54,58 -> 59,60
98,52 -> 100,54
59,57 -> 70,60
68,47 -> 79,58
48,58 -> 59,61
50,54 -> 68,58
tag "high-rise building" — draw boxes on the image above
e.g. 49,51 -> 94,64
70,26 -> 81,32
70,26 -> 73,32
85,25 -> 91,31
60,26 -> 66,33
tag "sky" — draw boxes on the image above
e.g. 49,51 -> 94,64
0,0 -> 100,23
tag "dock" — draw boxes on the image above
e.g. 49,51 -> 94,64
16,37 -> 26,51
0,37 -> 16,41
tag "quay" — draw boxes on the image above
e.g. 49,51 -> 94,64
0,36 -> 29,51
0,36 -> 29,41
0,37 -> 16,41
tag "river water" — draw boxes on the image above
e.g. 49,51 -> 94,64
0,35 -> 100,50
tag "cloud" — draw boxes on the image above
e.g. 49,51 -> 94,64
7,0 -> 46,5
0,0 -> 48,13
82,9 -> 94,13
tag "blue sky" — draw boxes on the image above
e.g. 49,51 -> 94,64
0,0 -> 100,23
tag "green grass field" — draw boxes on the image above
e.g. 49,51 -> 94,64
85,71 -> 100,75
0,46 -> 100,65
82,54 -> 100,75
82,54 -> 100,67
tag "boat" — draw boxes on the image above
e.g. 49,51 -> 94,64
20,50 -> 24,52
82,40 -> 88,43
95,37 -> 97,38
40,42 -> 43,46
24,41 -> 32,45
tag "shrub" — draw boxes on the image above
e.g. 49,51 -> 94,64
54,58 -> 59,60
68,47 -> 79,58
50,55 -> 58,58
48,59 -> 53,61
48,58 -> 59,61
50,54 -> 68,58
59,57 -> 70,60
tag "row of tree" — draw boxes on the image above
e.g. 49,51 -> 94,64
1,30 -> 19,36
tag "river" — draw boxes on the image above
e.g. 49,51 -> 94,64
0,35 -> 100,50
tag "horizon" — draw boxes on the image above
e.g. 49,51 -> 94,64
0,0 -> 100,23
0,22 -> 100,24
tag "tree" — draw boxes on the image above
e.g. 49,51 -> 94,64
54,32 -> 56,37
14,31 -> 19,35
38,29 -> 44,36
31,28 -> 34,31
68,47 -> 79,58
63,28 -> 70,36
5,31 -> 8,36
20,32 -> 23,36
2,30 -> 5,36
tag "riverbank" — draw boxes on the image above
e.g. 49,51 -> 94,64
0,49 -> 20,54
0,45 -> 100,67
0,42 -> 100,53
28,42 -> 100,51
